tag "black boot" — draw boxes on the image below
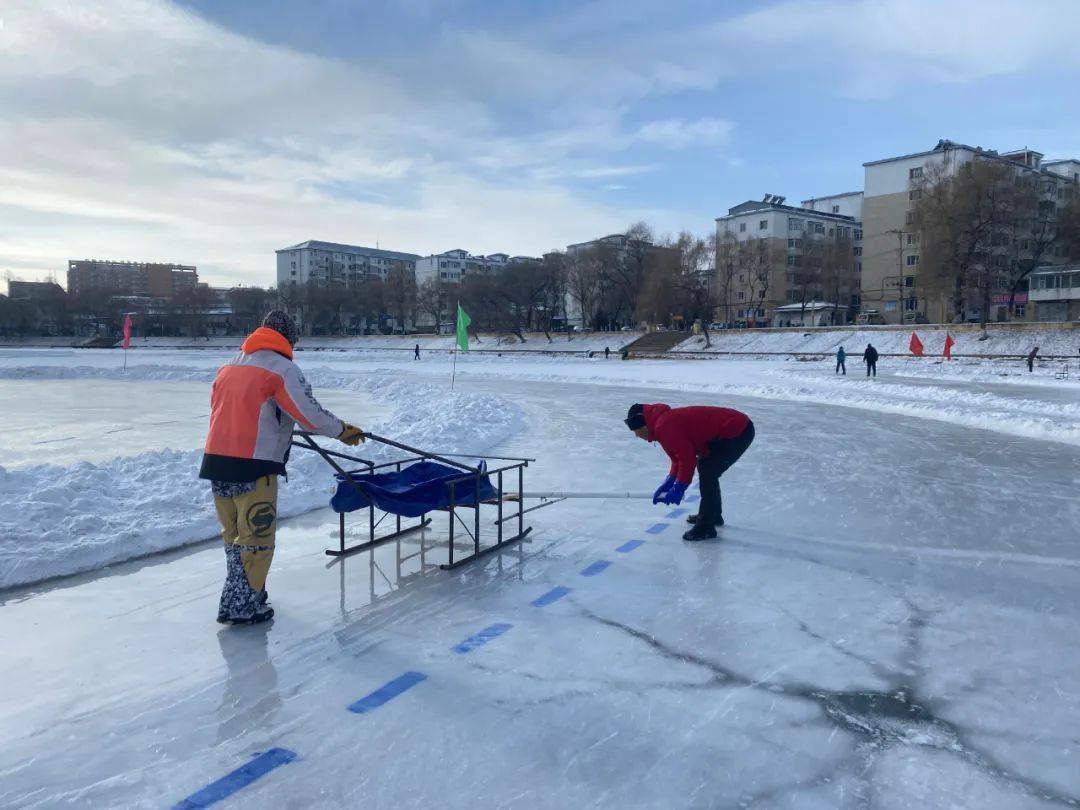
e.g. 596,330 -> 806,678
686,513 -> 724,527
682,523 -> 718,541
217,605 -> 274,625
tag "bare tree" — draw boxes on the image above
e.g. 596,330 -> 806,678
711,232 -> 739,328
565,248 -> 603,330
416,278 -> 448,334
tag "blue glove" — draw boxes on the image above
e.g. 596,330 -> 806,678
652,475 -> 676,504
661,480 -> 688,505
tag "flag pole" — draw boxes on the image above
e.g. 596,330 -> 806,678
451,347 -> 457,392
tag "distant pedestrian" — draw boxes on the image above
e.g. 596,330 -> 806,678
1027,345 -> 1039,372
605,346 -> 611,359
835,346 -> 846,375
414,343 -> 420,360
863,343 -> 878,377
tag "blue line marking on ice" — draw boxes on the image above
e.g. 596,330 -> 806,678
453,623 -> 513,654
666,509 -> 687,518
532,586 -> 571,607
616,540 -> 644,553
174,748 -> 297,809
646,523 -> 669,534
580,560 -> 612,577
347,671 -> 428,714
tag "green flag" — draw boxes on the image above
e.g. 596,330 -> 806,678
456,304 -> 471,352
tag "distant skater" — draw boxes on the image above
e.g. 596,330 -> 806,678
605,346 -> 611,359
625,403 -> 754,541
836,346 -> 846,375
863,343 -> 878,377
1027,345 -> 1039,372
414,343 -> 421,361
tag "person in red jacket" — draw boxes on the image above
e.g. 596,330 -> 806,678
625,403 -> 755,541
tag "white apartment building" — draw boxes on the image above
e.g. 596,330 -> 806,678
414,250 -> 536,286
715,195 -> 863,326
275,240 -> 419,288
801,191 -> 864,220
861,140 -> 1080,324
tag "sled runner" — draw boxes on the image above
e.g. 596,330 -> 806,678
293,431 -> 535,569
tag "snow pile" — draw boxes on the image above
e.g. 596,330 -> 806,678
0,378 -> 523,590
674,325 -> 1080,357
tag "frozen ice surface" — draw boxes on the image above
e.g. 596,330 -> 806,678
1,351 -> 1079,808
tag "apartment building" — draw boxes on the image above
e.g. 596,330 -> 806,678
1028,263 -> 1080,322
275,240 -> 420,288
562,233 -> 679,329
67,260 -> 198,298
714,195 -> 862,327
861,140 -> 1080,324
413,249 -> 535,286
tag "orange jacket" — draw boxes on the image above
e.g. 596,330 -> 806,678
199,327 -> 344,481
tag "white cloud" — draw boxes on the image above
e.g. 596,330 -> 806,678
719,0 -> 1080,98
0,0 -> 680,285
634,118 -> 734,149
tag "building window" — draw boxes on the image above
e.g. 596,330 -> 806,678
832,205 -> 840,213
789,219 -> 804,232
759,220 -> 768,230
739,223 -> 746,232
737,292 -> 745,301
906,255 -> 920,267
909,167 -> 923,179
787,255 -> 800,266
904,275 -> 914,287
904,297 -> 917,311
908,189 -> 922,201
1014,304 -> 1025,317
854,229 -> 863,240
853,246 -> 863,256
906,233 -> 920,245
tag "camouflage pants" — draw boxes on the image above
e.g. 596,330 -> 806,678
212,476 -> 277,620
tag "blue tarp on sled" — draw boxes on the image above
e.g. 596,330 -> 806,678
330,461 -> 498,518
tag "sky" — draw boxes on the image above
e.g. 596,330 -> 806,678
3,0 -> 1080,289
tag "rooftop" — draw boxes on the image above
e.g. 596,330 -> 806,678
276,240 -> 420,261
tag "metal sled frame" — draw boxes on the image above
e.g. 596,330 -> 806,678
293,431 -> 535,569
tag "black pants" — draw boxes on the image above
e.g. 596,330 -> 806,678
836,359 -> 846,375
696,421 -> 755,524
866,360 -> 876,377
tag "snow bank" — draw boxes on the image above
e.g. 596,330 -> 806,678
674,325 -> 1080,357
0,331 -> 642,353
0,377 -> 523,591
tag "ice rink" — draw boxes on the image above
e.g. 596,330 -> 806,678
2,349 -> 1079,808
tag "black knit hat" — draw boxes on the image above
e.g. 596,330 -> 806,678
625,403 -> 646,431
263,309 -> 299,345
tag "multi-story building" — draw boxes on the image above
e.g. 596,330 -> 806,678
714,195 -> 862,327
7,280 -> 66,302
413,250 -> 535,286
66,260 -> 197,298
1028,263 -> 1080,322
563,233 -> 679,329
861,140 -> 1080,324
275,241 -> 420,288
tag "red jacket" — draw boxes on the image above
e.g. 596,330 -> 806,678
643,404 -> 750,484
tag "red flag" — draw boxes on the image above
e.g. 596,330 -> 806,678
943,333 -> 955,360
122,314 -> 133,350
909,332 -> 924,357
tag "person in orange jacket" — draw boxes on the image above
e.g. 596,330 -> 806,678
626,403 -> 755,541
199,310 -> 364,624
